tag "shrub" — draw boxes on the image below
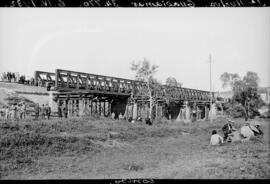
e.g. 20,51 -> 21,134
226,103 -> 245,118
123,162 -> 144,171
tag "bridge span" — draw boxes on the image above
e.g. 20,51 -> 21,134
35,69 -> 214,121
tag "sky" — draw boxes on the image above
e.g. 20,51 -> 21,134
0,8 -> 269,92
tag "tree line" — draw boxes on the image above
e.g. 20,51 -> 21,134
220,71 -> 266,120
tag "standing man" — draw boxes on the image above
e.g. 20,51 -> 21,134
192,107 -> 197,122
19,102 -> 26,119
119,113 -> 124,120
45,104 -> 51,120
41,104 -> 46,119
10,104 -> 16,120
75,105 -> 79,117
21,102 -> 26,119
18,104 -> 22,119
111,112 -> 115,120
35,103 -> 40,119
5,106 -> 9,120
7,72 -> 10,82
196,107 -> 201,120
46,83 -> 51,91
63,105 -> 68,118
58,104 -> 63,120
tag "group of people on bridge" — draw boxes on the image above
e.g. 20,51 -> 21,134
0,72 -> 50,89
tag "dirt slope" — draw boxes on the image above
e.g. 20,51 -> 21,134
0,82 -> 50,106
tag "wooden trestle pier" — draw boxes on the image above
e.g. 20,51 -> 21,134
35,69 -> 214,121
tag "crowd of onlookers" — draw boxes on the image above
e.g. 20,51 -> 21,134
2,102 -> 27,120
0,72 -> 20,83
0,103 -> 52,121
1,72 -> 35,85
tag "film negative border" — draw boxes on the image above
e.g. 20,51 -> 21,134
0,0 -> 269,7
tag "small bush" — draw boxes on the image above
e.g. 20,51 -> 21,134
224,103 -> 245,118
123,162 -> 144,171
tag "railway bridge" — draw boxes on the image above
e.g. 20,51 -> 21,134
34,69 -> 214,121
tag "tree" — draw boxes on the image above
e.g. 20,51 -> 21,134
220,71 -> 262,120
165,77 -> 182,87
243,71 -> 260,88
220,72 -> 240,90
131,58 -> 160,121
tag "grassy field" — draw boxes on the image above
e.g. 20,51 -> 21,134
0,116 -> 269,179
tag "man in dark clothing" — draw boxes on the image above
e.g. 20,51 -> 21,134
63,106 -> 68,118
128,117 -> 132,122
11,73 -> 15,82
34,103 -> 40,119
145,117 -> 152,125
222,120 -> 237,142
7,72 -> 11,82
45,104 -> 51,119
58,105 -> 62,119
47,83 -> 51,91
41,104 -> 46,119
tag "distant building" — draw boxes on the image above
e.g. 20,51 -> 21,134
259,87 -> 270,104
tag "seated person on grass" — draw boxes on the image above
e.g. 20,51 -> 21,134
118,113 -> 124,120
210,130 -> 224,146
222,120 -> 237,142
228,123 -> 263,143
239,123 -> 263,142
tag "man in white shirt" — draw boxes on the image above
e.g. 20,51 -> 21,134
111,112 -> 115,120
210,130 -> 224,146
240,123 -> 254,141
240,123 -> 263,142
118,113 -> 124,120
5,106 -> 9,120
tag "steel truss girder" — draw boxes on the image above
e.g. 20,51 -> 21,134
35,68 -> 214,102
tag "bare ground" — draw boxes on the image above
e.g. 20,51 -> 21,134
0,116 -> 269,179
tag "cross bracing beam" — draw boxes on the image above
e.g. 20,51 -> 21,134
34,70 -> 56,87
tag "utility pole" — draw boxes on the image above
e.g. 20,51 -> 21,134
209,54 -> 213,123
